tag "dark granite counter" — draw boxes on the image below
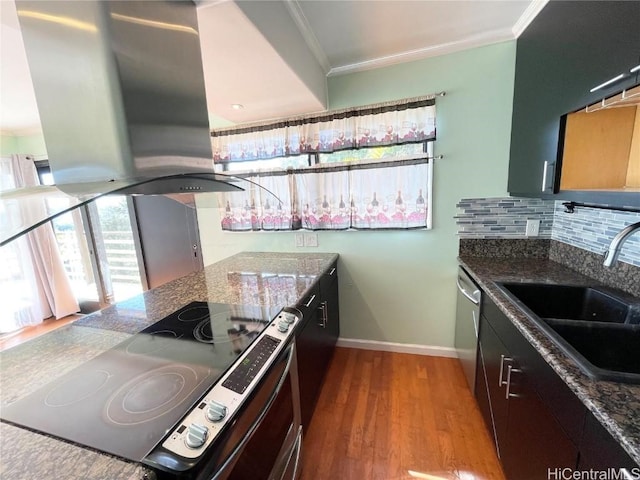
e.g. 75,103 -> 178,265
458,256 -> 640,465
0,252 -> 338,480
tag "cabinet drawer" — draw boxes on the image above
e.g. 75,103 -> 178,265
482,296 -> 586,444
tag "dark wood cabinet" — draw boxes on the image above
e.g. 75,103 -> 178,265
477,299 -> 580,478
477,320 -> 510,459
501,358 -> 578,479
295,262 -> 340,431
476,293 -> 640,477
578,412 -> 637,471
475,347 -> 498,451
508,1 -> 640,207
318,262 -> 340,371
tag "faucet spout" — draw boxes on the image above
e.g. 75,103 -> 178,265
603,221 -> 640,267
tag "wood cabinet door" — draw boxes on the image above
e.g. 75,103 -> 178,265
578,412 -> 638,470
295,287 -> 324,431
501,362 -> 578,479
319,264 -> 340,362
478,318 -> 511,460
475,345 -> 499,455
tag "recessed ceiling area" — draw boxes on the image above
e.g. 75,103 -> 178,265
0,0 -> 544,135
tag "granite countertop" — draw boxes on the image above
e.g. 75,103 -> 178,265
458,256 -> 640,465
0,251 -> 338,480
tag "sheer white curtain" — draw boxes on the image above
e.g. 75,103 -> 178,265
0,155 -> 79,333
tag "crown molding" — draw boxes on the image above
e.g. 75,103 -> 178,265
328,28 -> 515,77
284,0 -> 331,75
512,0 -> 549,38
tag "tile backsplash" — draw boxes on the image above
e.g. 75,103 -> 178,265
456,197 -> 640,267
455,197 -> 554,238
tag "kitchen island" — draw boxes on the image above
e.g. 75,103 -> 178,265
0,252 -> 338,480
459,254 -> 640,467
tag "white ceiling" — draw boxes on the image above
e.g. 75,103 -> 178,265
0,0 -> 545,136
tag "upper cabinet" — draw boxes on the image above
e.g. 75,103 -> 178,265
508,1 -> 640,207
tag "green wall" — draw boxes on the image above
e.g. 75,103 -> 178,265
198,41 -> 516,349
0,133 -> 47,157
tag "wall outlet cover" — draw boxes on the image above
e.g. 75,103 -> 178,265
295,233 -> 304,247
304,232 -> 318,247
526,219 -> 540,237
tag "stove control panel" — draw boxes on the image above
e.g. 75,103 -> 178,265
160,309 -> 300,459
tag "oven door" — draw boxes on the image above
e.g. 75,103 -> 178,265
146,339 -> 303,480
216,340 -> 302,480
213,343 -> 302,480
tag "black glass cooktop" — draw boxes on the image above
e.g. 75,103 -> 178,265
0,302 -> 281,461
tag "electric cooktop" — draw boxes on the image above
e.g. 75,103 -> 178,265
0,302 -> 282,461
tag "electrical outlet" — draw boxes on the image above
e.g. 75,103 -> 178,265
526,219 -> 540,237
295,233 -> 304,247
304,232 -> 318,247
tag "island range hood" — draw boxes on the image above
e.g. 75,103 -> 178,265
15,0 -> 240,196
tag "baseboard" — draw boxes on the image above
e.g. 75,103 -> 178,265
336,337 -> 458,358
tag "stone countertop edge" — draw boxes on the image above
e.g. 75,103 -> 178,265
0,251 -> 339,480
458,256 -> 640,466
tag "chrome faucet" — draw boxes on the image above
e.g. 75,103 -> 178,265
603,221 -> 640,267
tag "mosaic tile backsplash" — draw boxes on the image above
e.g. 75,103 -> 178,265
455,197 -> 554,238
456,197 -> 640,267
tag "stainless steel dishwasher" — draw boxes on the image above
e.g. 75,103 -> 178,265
454,266 -> 481,393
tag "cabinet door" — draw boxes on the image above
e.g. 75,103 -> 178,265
501,363 -> 579,479
509,0 -> 640,202
319,263 -> 340,363
475,344 -> 499,454
477,319 -> 510,459
578,412 -> 638,470
295,287 -> 323,431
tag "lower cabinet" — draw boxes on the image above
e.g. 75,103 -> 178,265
500,351 -> 578,478
478,319 -> 578,479
295,262 -> 340,432
476,294 -> 640,478
578,412 -> 637,471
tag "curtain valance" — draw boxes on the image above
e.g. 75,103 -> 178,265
211,96 -> 436,163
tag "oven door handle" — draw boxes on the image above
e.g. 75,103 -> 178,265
212,341 -> 297,480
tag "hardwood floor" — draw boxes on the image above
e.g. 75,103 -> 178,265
300,347 -> 506,480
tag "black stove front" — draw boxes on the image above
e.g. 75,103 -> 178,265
0,302 -> 281,462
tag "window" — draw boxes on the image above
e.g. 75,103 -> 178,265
212,95 -> 437,232
218,142 -> 433,231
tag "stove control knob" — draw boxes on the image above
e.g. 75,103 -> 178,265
277,320 -> 289,332
185,423 -> 208,449
282,312 -> 297,324
206,400 -> 227,422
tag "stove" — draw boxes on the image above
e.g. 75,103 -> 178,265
0,302 -> 283,462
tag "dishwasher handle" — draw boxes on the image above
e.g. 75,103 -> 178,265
456,276 -> 480,305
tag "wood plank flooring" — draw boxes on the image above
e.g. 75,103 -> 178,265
300,347 -> 506,480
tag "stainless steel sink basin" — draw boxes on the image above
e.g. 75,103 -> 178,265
497,283 -> 640,383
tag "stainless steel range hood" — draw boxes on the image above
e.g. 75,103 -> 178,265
15,0 -> 238,196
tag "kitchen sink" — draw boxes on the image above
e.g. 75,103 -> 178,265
498,283 -> 636,324
497,282 -> 640,383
